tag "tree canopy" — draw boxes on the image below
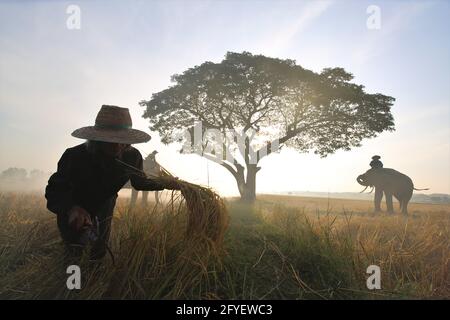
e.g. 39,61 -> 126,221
140,51 -> 395,201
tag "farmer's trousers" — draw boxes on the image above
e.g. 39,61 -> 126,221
57,196 -> 117,259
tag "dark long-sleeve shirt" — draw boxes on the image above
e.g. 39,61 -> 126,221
45,143 -> 164,216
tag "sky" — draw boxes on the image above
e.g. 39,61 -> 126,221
0,0 -> 449,196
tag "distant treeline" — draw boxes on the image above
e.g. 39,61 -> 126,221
0,168 -> 50,192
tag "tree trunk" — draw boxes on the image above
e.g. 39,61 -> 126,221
235,164 -> 259,203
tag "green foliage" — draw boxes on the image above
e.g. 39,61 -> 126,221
140,51 -> 395,157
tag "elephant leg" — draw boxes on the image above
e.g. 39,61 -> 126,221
142,191 -> 149,207
402,190 -> 413,215
374,187 -> 383,212
155,191 -> 160,205
401,199 -> 409,215
130,188 -> 138,209
394,194 -> 403,212
385,192 -> 394,214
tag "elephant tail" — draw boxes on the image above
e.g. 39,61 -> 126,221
413,187 -> 429,191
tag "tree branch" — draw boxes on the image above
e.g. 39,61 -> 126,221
201,152 -> 245,182
255,117 -> 332,161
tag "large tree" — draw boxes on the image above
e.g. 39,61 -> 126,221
140,52 -> 395,202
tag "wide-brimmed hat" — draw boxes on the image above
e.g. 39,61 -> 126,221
71,105 -> 151,144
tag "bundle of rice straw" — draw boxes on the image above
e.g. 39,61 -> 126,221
116,159 -> 229,249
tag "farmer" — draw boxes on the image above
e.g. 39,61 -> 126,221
45,105 -> 178,259
369,155 -> 383,169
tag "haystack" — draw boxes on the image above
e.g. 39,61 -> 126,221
116,159 -> 229,249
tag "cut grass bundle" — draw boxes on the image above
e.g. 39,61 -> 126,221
0,192 -> 225,299
0,193 -> 448,299
116,159 -> 229,250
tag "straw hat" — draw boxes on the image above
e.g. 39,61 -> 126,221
71,105 -> 151,144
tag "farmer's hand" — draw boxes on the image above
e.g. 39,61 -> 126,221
68,206 -> 92,232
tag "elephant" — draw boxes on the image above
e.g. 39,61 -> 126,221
124,151 -> 162,208
356,168 -> 428,215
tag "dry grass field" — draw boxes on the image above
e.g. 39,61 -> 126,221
0,192 -> 448,299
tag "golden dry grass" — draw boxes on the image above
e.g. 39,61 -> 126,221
0,192 -> 448,299
257,194 -> 450,216
254,194 -> 450,298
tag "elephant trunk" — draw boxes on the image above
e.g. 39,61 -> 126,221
357,174 -> 374,193
357,174 -> 367,186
